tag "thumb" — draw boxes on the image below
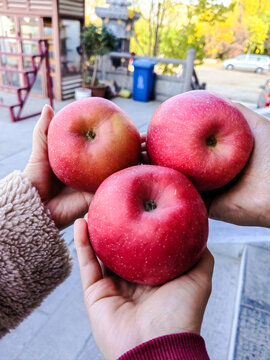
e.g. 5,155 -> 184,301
189,248 -> 214,286
32,104 -> 54,156
74,219 -> 103,292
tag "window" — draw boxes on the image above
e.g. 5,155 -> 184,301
43,17 -> 55,77
19,17 -> 42,93
0,16 -> 20,87
60,19 -> 81,77
236,55 -> 246,60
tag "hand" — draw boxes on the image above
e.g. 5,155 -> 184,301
140,133 -> 150,164
74,218 -> 214,360
209,103 -> 270,227
23,105 -> 93,229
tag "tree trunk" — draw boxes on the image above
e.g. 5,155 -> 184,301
153,1 -> 166,57
91,56 -> 99,87
148,0 -> 154,56
82,48 -> 87,87
153,2 -> 161,57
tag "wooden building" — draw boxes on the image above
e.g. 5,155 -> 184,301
0,0 -> 85,100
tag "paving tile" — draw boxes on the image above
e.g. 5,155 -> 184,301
241,245 -> 270,311
0,310 -> 48,360
38,247 -> 80,315
16,260 -> 95,360
0,116 -> 37,161
233,305 -> 270,360
209,219 -> 270,244
0,148 -> 31,178
113,97 -> 160,131
76,335 -> 103,360
62,225 -> 76,247
232,245 -> 270,359
208,243 -> 245,259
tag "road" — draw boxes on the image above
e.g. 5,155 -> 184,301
195,63 -> 270,104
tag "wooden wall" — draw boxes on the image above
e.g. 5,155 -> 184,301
0,0 -> 53,13
0,0 -> 85,100
59,0 -> 84,18
0,0 -> 84,18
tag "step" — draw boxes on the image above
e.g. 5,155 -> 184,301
0,51 -> 41,58
0,36 -> 46,42
0,102 -> 20,108
0,84 -> 28,91
203,242 -> 270,359
0,68 -> 36,74
201,243 -> 243,360
228,244 -> 270,360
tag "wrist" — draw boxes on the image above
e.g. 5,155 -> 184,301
250,194 -> 270,228
140,321 -> 201,345
259,208 -> 270,228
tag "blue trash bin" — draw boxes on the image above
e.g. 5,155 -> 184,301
132,59 -> 156,102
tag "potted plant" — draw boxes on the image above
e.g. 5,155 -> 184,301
81,24 -> 118,97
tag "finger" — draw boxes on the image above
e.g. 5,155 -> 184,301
32,104 -> 54,154
190,248 -> 214,281
233,102 -> 264,130
74,219 -> 103,291
37,104 -> 54,135
47,190 -> 93,229
200,191 -> 214,213
98,259 -> 118,278
140,151 -> 150,164
84,212 -> 89,222
140,133 -> 146,143
141,142 -> 147,151
200,183 -> 230,213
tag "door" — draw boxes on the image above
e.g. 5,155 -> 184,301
19,16 -> 43,94
0,15 -> 20,87
234,54 -> 248,70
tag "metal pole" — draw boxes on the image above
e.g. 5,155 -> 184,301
183,48 -> 195,93
44,39 -> 54,108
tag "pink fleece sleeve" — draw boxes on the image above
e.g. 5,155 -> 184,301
0,171 -> 72,338
118,333 -> 210,360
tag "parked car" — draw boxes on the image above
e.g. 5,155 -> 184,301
257,79 -> 270,108
222,54 -> 270,73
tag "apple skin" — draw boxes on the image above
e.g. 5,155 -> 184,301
88,165 -> 208,286
48,98 -> 141,192
147,90 -> 254,191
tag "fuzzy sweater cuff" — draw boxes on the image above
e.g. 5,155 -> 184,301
0,171 -> 72,338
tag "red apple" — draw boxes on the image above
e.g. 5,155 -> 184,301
147,90 -> 254,191
48,98 -> 141,192
88,165 -> 208,285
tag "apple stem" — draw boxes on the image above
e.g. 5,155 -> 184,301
144,200 -> 157,212
206,135 -> 217,147
85,130 -> 96,141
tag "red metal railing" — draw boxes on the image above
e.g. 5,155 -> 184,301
0,34 -> 53,122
